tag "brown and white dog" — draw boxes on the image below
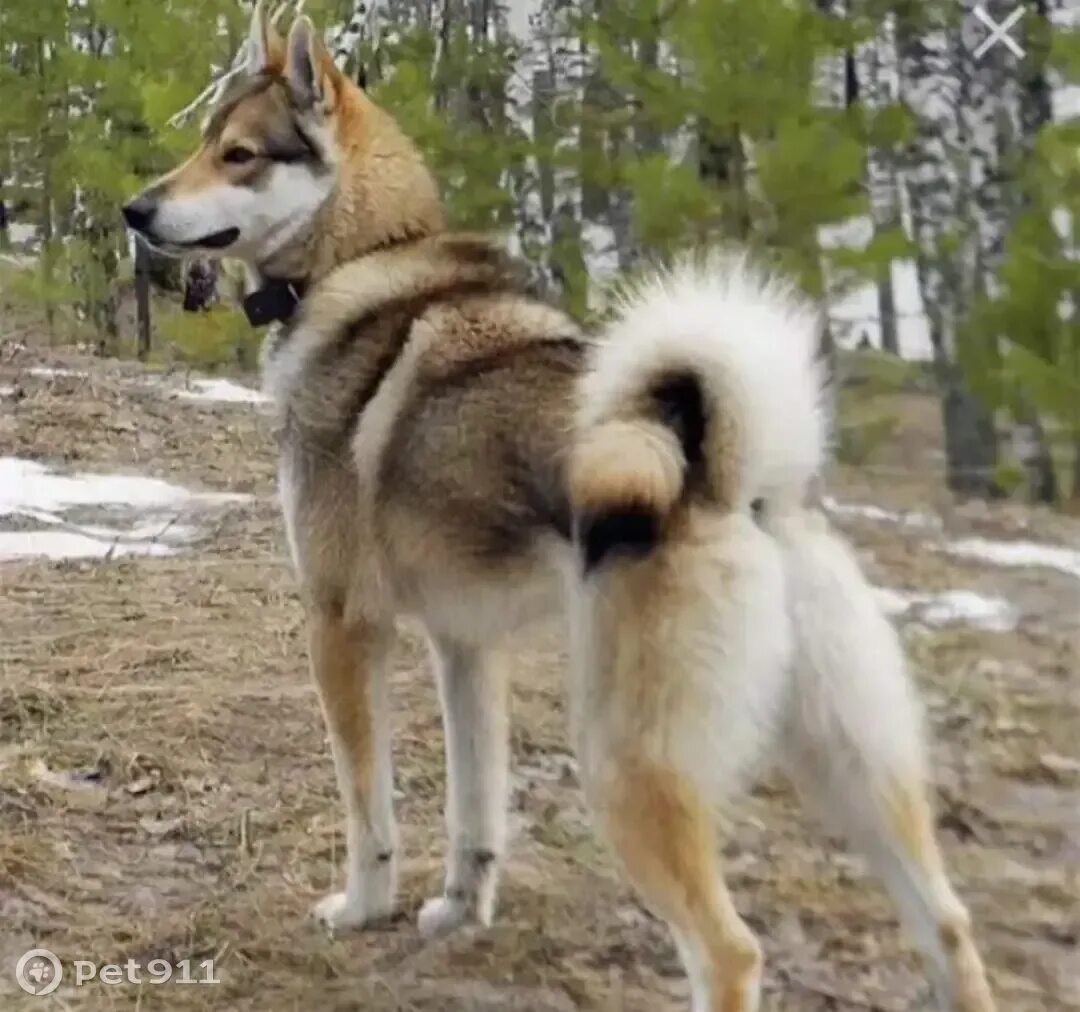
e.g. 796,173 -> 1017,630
122,7 -> 996,1010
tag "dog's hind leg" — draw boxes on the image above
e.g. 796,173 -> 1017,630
775,512 -> 995,1012
592,760 -> 763,1012
571,512 -> 792,1012
308,606 -> 398,931
418,638 -> 509,937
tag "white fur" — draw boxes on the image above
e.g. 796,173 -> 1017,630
770,510 -> 987,1008
570,254 -> 989,1009
568,514 -> 783,1010
151,163 -> 333,259
673,930 -> 719,1012
419,638 -> 509,937
772,509 -> 927,789
570,512 -> 791,803
581,252 -> 828,510
567,518 -> 785,1012
675,925 -> 762,1012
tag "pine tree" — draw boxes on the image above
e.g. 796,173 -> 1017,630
5,0 -> 1079,504
972,0 -> 1080,501
1,0 -> 244,343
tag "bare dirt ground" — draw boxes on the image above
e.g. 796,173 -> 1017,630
0,342 -> 1077,1011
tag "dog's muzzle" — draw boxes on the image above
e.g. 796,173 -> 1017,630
121,202 -> 240,253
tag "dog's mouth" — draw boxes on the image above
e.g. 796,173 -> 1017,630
179,227 -> 241,250
135,226 -> 241,257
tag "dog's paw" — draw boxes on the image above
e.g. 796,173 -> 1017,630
417,895 -> 477,938
312,891 -> 392,934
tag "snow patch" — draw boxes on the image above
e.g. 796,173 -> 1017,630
0,530 -> 178,562
876,587 -> 1016,632
0,456 -> 249,563
22,364 -> 267,406
174,378 -> 268,405
12,505 -> 198,543
823,496 -> 940,529
917,591 -> 1017,632
27,366 -> 88,380
873,587 -> 912,615
0,457 -> 248,515
945,537 -> 1080,582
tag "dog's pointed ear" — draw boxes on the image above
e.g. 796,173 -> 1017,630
285,16 -> 341,112
245,1 -> 283,75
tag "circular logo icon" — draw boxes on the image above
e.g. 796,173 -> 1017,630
15,949 -> 63,996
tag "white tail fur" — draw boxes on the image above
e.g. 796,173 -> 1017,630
571,253 -> 829,555
565,255 -> 995,1011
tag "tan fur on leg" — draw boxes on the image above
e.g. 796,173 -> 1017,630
597,760 -> 761,1012
789,766 -> 996,1012
885,783 -> 996,1012
308,606 -> 397,931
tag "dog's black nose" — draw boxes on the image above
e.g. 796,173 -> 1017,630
122,195 -> 156,232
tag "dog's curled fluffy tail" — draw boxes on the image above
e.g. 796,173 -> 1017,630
570,253 -> 827,570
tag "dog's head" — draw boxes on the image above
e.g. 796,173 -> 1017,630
122,5 -> 346,262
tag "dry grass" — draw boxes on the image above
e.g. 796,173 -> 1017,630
0,343 -> 1077,1011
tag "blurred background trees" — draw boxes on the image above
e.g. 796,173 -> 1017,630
2,0 -> 1079,504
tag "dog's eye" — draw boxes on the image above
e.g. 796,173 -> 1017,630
223,146 -> 257,165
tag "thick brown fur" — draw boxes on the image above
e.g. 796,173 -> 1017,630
266,231 -> 586,627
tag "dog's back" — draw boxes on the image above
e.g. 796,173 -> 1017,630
268,232 -> 589,634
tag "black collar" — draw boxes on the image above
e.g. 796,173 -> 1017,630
242,276 -> 308,327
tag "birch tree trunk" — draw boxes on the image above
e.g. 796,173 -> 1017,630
505,0 -> 550,289
865,14 -> 902,355
898,0 -> 1009,498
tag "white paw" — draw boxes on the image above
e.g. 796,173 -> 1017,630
312,890 -> 393,933
417,895 -> 474,938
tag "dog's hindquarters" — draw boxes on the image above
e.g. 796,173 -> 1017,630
565,255 -> 994,1010
568,510 -> 791,1012
565,256 -> 824,1011
569,504 -> 997,1012
771,510 -> 995,1011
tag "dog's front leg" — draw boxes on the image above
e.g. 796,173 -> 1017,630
308,606 -> 397,931
418,638 -> 509,937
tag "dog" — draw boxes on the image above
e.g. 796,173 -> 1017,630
122,6 -> 996,1010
